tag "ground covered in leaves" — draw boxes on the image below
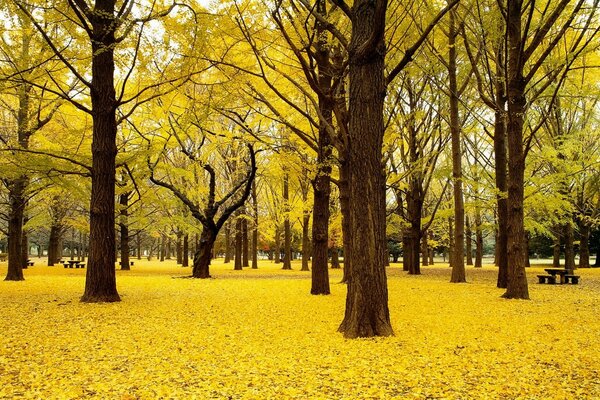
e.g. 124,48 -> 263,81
1,259 -> 599,399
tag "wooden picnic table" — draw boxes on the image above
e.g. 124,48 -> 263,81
538,268 -> 580,284
66,260 -> 85,268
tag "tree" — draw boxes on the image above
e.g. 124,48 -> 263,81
148,123 -> 257,278
337,0 -> 393,338
14,0 -> 196,301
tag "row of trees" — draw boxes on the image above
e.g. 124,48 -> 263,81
2,0 -> 600,337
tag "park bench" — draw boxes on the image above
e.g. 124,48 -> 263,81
537,275 -> 556,284
564,275 -> 580,284
26,260 -> 34,267
0,254 -> 7,262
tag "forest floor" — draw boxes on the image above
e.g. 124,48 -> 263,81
1,259 -> 599,399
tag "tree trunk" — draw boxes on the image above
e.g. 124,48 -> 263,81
579,223 -> 590,268
553,230 -> 561,268
192,228 -> 216,278
21,227 -> 29,269
274,227 -> 281,264
339,158 -> 352,283
224,222 -> 231,263
330,248 -> 340,269
301,212 -> 310,271
502,0 -> 529,299
176,230 -> 183,265
339,1 -> 393,338
421,230 -> 429,267
183,234 -> 189,267
81,0 -> 121,302
252,183 -> 259,269
160,234 -> 165,262
119,192 -> 130,270
234,217 -> 243,270
310,0 -> 334,288
564,222 -> 575,273
448,218 -> 454,267
282,174 -> 292,270
6,178 -> 26,280
242,217 -> 249,267
449,9 -> 465,283
475,210 -> 483,268
136,233 -> 141,260
465,215 -> 473,266
494,85 -> 509,288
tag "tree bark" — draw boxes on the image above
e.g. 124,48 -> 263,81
234,217 -> 243,270
502,0 -> 529,299
449,9 -> 466,283
224,222 -> 231,263
192,228 -> 216,278
183,234 -> 189,267
579,223 -> 590,268
6,178 -> 26,281
339,0 -> 393,338
475,209 -> 483,268
282,174 -> 292,270
466,215 -> 473,266
252,183 -> 259,269
301,212 -> 310,271
176,230 -> 183,265
311,0 -> 333,292
119,192 -> 130,270
421,230 -> 429,267
242,217 -> 249,267
553,231 -> 561,268
81,0 -> 121,302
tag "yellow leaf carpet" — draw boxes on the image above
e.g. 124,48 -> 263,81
1,260 -> 599,399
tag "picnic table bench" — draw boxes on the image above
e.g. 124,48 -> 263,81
538,268 -> 579,285
64,260 -> 85,268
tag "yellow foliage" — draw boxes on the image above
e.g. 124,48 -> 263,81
1,261 -> 600,399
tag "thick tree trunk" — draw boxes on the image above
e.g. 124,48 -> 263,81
502,0 -> 529,299
311,163 -> 331,288
119,192 -> 130,270
564,222 -> 575,273
310,0 -> 333,290
192,228 -> 216,278
81,0 -> 120,302
553,230 -> 561,268
449,9 -> 465,283
579,223 -> 590,268
339,158 -> 352,283
339,1 -> 393,338
183,234 -> 189,267
494,103 -> 509,287
6,178 -> 26,281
